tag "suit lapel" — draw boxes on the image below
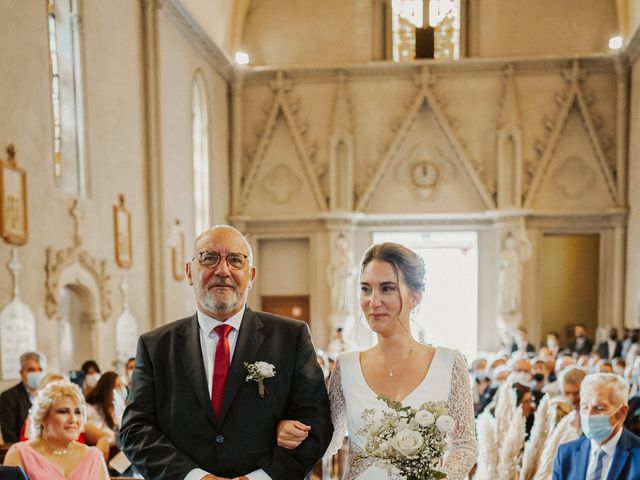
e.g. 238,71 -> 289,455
605,429 -> 631,480
176,314 -> 217,426
218,308 -> 265,426
575,436 -> 590,480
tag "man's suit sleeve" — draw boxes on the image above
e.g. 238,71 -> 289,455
257,323 -> 333,480
552,444 -> 566,480
0,388 -> 20,443
119,335 -> 199,480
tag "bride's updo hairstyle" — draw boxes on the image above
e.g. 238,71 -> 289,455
360,242 -> 426,301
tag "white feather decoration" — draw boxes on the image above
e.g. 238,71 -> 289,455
532,411 -> 580,480
476,411 -> 499,480
494,380 -> 516,448
497,407 -> 526,480
519,394 -> 552,480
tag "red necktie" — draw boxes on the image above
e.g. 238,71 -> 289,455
212,324 -> 233,417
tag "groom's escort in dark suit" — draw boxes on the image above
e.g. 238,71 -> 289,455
120,226 -> 332,480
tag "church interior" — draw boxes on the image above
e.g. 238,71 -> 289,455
1,0 -> 640,474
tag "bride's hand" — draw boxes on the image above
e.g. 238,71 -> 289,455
276,419 -> 311,449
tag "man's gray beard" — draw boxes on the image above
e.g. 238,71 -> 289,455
202,292 -> 239,315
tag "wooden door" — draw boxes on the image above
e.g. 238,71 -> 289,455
261,295 -> 310,325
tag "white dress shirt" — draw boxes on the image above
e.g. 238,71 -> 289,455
584,427 -> 623,480
606,339 -> 617,360
185,307 -> 271,480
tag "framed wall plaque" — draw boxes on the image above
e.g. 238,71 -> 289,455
0,145 -> 28,246
113,194 -> 132,269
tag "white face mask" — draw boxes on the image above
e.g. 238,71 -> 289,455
510,371 -> 532,385
85,373 -> 101,389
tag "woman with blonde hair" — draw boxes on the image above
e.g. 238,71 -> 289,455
4,381 -> 109,479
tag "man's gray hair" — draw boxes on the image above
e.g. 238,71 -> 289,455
580,372 -> 629,406
20,351 -> 46,370
560,366 -> 588,390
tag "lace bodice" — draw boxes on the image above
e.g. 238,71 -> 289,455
327,347 -> 478,480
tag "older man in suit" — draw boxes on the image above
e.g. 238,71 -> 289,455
120,225 -> 332,480
0,352 -> 45,442
553,373 -> 640,480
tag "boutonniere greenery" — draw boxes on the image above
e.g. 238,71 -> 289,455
244,361 -> 276,398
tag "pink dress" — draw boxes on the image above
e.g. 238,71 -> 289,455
14,442 -> 105,480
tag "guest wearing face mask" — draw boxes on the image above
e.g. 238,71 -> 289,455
546,331 -> 561,357
510,327 -> 535,355
569,324 -> 594,356
0,352 -> 46,442
122,358 -> 135,389
85,372 -> 126,438
621,327 -> 633,360
553,373 -> 640,480
80,361 -> 101,398
597,328 -> 622,361
476,365 -> 510,415
624,357 -> 640,436
624,329 -> 640,368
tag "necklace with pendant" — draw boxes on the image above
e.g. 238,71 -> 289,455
43,438 -> 73,457
387,347 -> 414,377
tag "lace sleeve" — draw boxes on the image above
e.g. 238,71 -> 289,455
441,351 -> 478,480
325,356 -> 348,457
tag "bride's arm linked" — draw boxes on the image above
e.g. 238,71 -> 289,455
325,357 -> 348,457
442,351 -> 478,480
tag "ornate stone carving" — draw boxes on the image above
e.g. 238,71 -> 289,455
524,60 -> 619,207
327,230 -> 356,326
261,164 -> 302,203
394,144 -> 456,201
552,156 -> 595,198
45,199 -> 112,322
329,72 -> 355,210
239,71 -> 327,213
356,66 -> 495,211
497,65 -> 523,209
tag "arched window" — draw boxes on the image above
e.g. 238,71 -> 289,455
47,0 -> 89,196
391,0 -> 461,61
192,73 -> 210,235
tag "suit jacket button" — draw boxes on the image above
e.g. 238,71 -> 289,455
216,435 -> 224,444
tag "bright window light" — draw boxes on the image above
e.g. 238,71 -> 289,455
609,35 -> 623,50
235,51 -> 250,64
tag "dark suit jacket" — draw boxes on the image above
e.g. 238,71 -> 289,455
568,337 -> 594,356
0,382 -> 31,443
596,340 -> 622,360
552,428 -> 640,480
120,308 -> 333,480
0,466 -> 29,480
510,342 -> 535,354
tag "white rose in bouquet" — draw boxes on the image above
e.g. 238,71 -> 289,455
414,410 -> 435,427
435,414 -> 455,433
390,429 -> 424,458
256,361 -> 276,378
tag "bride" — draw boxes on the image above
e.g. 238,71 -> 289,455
278,242 -> 477,479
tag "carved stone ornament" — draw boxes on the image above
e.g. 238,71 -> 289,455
261,164 -> 302,203
552,155 -> 595,198
395,144 -> 455,201
45,200 -> 112,322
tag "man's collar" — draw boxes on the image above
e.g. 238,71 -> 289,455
197,306 -> 246,335
592,425 -> 624,455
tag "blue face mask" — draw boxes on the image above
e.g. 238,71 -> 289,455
581,413 -> 614,442
26,371 -> 44,390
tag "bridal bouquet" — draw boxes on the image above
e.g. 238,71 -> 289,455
358,395 -> 454,480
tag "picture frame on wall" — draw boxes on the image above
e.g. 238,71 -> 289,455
0,145 -> 28,246
113,194 -> 132,269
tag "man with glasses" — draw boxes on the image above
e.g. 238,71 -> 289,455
120,225 -> 332,480
552,373 -> 640,480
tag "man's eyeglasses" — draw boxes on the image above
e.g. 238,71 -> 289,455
193,251 -> 250,270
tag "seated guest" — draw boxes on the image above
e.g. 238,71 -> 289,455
80,360 -> 101,398
543,355 -> 577,396
553,373 -> 640,480
512,382 -> 536,439
546,331 -> 561,357
0,352 -> 45,442
596,360 -> 614,374
569,324 -> 594,356
511,327 -> 535,355
597,327 -> 622,360
3,381 -> 109,479
123,357 -> 136,390
85,371 -> 126,436
477,365 -> 510,415
20,373 -> 114,460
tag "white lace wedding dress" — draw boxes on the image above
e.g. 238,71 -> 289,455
327,347 -> 478,479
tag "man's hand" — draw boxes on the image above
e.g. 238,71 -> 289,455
276,419 -> 311,449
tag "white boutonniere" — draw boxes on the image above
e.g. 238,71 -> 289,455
244,361 -> 276,398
